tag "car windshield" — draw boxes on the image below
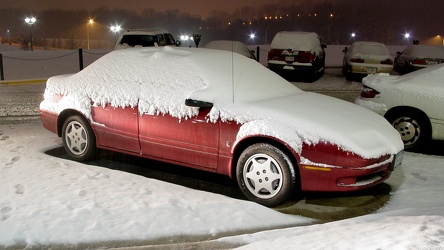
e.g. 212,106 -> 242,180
354,44 -> 388,55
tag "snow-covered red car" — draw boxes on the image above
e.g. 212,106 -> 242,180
40,47 -> 403,207
356,63 -> 444,151
342,41 -> 393,81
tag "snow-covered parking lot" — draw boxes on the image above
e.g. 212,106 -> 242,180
1,44 -> 444,249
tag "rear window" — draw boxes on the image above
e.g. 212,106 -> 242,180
119,35 -> 156,47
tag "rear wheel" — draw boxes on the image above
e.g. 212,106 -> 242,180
62,115 -> 97,161
385,110 -> 431,151
236,143 -> 297,207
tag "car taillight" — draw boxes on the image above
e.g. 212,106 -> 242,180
298,51 -> 315,63
412,59 -> 426,65
351,58 -> 364,63
360,86 -> 380,98
380,59 -> 393,65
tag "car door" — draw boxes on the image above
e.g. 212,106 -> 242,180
91,105 -> 140,153
138,108 -> 220,170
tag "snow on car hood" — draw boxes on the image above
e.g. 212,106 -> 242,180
41,47 -> 402,159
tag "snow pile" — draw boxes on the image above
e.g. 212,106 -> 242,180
40,47 -> 402,160
1,123 -> 444,248
0,123 -> 311,247
270,32 -> 323,53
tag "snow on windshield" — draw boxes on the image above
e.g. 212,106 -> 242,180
41,47 -> 402,159
270,32 -> 322,53
349,42 -> 390,59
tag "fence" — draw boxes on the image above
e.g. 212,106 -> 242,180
0,49 -> 109,81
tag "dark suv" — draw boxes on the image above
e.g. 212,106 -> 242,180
268,31 -> 326,80
115,29 -> 178,49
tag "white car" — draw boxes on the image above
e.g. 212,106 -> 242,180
355,63 -> 444,150
204,40 -> 256,59
343,41 -> 393,81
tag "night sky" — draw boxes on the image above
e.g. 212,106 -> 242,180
2,0 -> 321,19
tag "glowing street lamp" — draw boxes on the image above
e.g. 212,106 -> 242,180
351,32 -> 356,38
249,33 -> 256,40
110,25 -> 121,44
87,19 -> 93,50
25,17 -> 36,51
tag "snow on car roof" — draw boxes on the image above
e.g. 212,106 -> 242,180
42,47 -> 402,159
270,31 -> 322,53
404,45 -> 444,58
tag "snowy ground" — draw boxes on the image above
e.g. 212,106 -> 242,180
1,44 -> 444,249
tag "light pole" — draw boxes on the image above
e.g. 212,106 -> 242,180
87,19 -> 93,50
25,17 -> 36,51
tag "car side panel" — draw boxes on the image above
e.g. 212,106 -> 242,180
91,105 -> 140,153
138,109 -> 219,169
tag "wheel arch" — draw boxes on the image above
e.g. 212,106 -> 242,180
56,109 -> 92,137
231,136 -> 301,188
384,105 -> 432,131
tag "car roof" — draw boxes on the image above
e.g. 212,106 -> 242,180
121,28 -> 169,35
403,45 -> 444,58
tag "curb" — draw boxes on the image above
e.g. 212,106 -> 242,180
0,78 -> 47,85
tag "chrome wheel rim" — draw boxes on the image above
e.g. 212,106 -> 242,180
65,121 -> 88,156
392,116 -> 420,146
243,153 -> 283,199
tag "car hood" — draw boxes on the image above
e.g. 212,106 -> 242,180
213,91 -> 403,159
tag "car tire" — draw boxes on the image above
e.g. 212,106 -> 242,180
62,115 -> 97,162
385,110 -> 431,151
236,143 -> 297,207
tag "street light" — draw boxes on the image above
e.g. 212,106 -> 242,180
87,19 -> 93,50
351,32 -> 356,38
25,17 -> 36,51
110,25 -> 121,44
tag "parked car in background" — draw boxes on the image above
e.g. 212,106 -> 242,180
40,47 -> 403,207
115,28 -> 178,49
205,40 -> 256,59
394,45 -> 444,74
342,41 -> 393,81
268,31 -> 326,80
356,63 -> 444,151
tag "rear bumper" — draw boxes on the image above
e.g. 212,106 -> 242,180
40,110 -> 59,135
349,63 -> 393,75
268,60 -> 315,72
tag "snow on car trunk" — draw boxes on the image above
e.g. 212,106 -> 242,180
41,47 -> 403,159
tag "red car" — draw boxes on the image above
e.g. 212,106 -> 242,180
40,47 -> 403,207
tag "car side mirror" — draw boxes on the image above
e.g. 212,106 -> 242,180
185,99 -> 213,109
321,44 -> 327,49
396,51 -> 401,55
176,40 -> 181,47
342,47 -> 348,53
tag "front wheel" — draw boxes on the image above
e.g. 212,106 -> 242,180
62,115 -> 97,162
236,143 -> 297,207
385,110 -> 431,151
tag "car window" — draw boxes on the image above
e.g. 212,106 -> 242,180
165,33 -> 176,45
120,35 -> 156,47
157,34 -> 166,46
354,44 -> 388,55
